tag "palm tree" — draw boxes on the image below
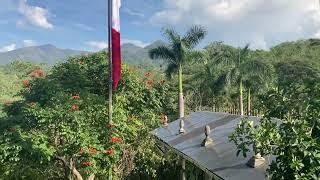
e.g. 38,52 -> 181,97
149,26 -> 206,118
243,70 -> 273,115
192,42 -> 228,109
221,44 -> 273,115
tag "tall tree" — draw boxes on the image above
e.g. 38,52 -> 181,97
221,44 -> 272,115
149,26 -> 206,118
191,42 -> 230,109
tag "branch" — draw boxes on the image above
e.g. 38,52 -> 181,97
55,156 -> 84,180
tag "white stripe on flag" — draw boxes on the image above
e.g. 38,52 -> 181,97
112,0 -> 121,32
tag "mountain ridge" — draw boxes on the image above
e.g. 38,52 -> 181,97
0,40 -> 166,65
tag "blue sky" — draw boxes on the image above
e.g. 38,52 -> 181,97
1,0 -> 320,52
0,0 -> 163,51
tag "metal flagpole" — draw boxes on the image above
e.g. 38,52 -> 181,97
107,0 -> 113,179
108,0 -> 113,125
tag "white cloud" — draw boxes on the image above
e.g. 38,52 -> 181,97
23,40 -> 36,47
121,39 -> 150,47
0,44 -> 16,52
18,0 -> 53,29
123,8 -> 144,17
86,41 -> 108,50
150,0 -> 320,49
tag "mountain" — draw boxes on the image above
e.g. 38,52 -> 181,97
0,44 -> 89,65
121,40 -> 166,66
0,40 -> 166,65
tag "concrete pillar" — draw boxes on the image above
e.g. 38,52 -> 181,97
181,158 -> 186,180
204,172 -> 212,180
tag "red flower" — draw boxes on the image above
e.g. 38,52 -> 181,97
79,60 -> 85,65
105,149 -> 113,155
79,150 -> 85,155
30,69 -> 45,78
107,123 -> 113,128
35,69 -> 44,76
72,95 -> 80,99
111,137 -> 122,144
89,148 -> 97,155
146,80 -> 153,88
22,80 -> 30,87
82,161 -> 93,166
144,72 -> 151,78
71,105 -> 80,111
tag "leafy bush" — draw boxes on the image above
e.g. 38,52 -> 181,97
0,52 -> 178,179
230,60 -> 320,179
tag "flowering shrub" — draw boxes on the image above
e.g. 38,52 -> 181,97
105,150 -> 114,155
0,52 -> 178,179
22,80 -> 30,87
72,95 -> 80,99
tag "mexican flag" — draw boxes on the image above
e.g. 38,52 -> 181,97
111,0 -> 121,90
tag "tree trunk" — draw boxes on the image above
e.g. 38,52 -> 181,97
71,166 -> 83,180
56,156 -> 83,180
108,167 -> 112,180
239,79 -> 244,116
69,158 -> 83,180
247,88 -> 251,116
88,174 -> 95,180
178,63 -> 184,118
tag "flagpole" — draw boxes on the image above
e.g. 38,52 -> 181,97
107,0 -> 113,179
108,0 -> 113,125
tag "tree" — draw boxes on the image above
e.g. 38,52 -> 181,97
220,44 -> 272,115
186,42 -> 231,110
230,60 -> 320,179
149,26 -> 206,118
0,52 -> 178,179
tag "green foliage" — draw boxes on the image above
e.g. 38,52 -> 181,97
0,61 -> 44,117
0,52 -> 178,179
2,38 -> 320,179
230,59 -> 320,179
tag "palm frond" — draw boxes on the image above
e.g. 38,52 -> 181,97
185,50 -> 203,64
241,59 -> 274,81
225,67 -> 240,85
162,27 -> 180,46
239,43 -> 250,64
149,45 -> 176,64
182,25 -> 207,49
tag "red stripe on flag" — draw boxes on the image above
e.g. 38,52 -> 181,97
112,28 -> 121,90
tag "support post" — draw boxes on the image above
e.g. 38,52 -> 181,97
204,173 -> 212,180
181,158 -> 186,180
107,0 -> 113,180
108,0 -> 113,125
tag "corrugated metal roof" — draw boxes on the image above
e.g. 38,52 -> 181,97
152,112 -> 270,180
